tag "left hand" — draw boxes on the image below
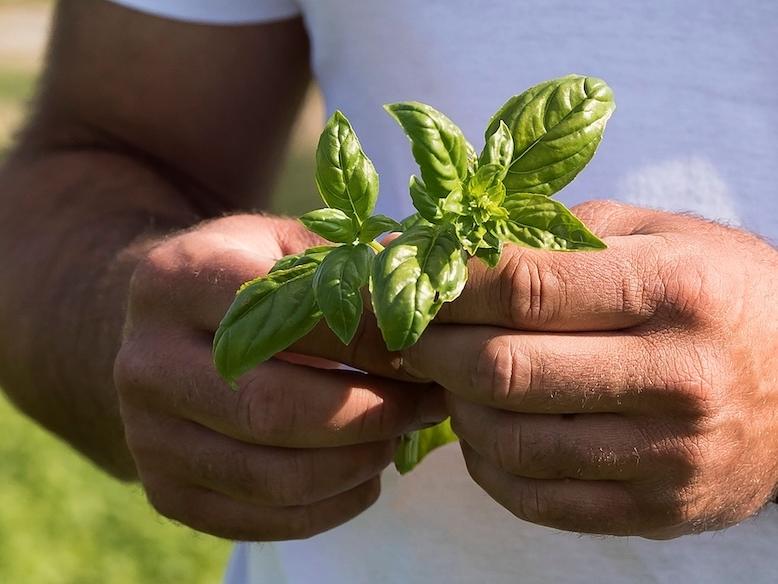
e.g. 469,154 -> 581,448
402,200 -> 778,539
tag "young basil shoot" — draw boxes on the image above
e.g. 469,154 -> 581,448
213,75 -> 615,474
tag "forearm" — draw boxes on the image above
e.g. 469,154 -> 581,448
0,146 -> 202,479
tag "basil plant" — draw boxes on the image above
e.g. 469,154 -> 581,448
213,75 -> 615,473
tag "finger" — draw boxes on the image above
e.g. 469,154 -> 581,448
450,397 -> 658,481
116,333 -> 447,448
135,235 -> 410,380
461,442 -> 654,536
130,412 -> 395,506
403,325 -> 666,415
146,476 -> 381,541
570,200 -> 696,239
568,199 -> 664,238
436,233 -> 669,331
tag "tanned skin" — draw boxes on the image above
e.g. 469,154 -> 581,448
0,0 -> 312,477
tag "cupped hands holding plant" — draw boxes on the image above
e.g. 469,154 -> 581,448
214,75 -> 615,472
206,73 -> 778,540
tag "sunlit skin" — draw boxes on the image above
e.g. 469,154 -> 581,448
404,199 -> 778,539
115,214 -> 445,540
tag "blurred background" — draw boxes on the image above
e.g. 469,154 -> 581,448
0,0 -> 322,581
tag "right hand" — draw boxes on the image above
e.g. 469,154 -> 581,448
114,214 -> 445,540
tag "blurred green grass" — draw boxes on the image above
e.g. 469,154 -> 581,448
0,5 -> 318,581
0,69 -> 35,103
0,394 -> 231,583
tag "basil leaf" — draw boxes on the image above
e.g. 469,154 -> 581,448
300,208 -> 357,243
479,120 -> 514,178
399,213 -> 433,231
313,244 -> 373,345
370,224 -> 467,350
474,245 -> 503,268
409,176 -> 442,222
441,187 -> 464,215
395,418 -> 458,474
384,101 -> 468,198
498,193 -> 606,250
455,216 -> 489,256
468,163 -> 503,195
358,214 -> 402,243
486,75 -> 615,197
213,263 -> 322,387
465,140 -> 478,175
269,245 -> 333,273
485,182 -> 507,206
315,111 -> 379,222
473,231 -> 503,267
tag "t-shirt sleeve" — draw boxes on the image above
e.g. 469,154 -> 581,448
108,0 -> 300,25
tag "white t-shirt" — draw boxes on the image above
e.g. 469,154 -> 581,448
112,1 -> 778,583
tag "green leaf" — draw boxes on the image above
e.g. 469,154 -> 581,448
455,216 -> 489,255
474,245 -> 503,268
395,418 -> 458,474
269,245 -> 333,273
498,193 -> 607,250
300,208 -> 357,243
409,176 -> 442,222
486,75 -> 615,197
472,232 -> 504,267
485,182 -> 507,206
479,120 -> 514,178
468,163 -> 503,195
358,214 -> 402,243
370,224 -> 467,350
465,140 -> 478,175
384,101 -> 468,198
441,187 -> 464,215
213,263 -> 323,387
313,244 -> 373,345
315,110 -> 379,222
399,213 -> 433,231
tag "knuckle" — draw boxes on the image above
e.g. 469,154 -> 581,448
113,343 -> 143,393
113,340 -> 157,404
113,336 -> 172,408
239,373 -> 296,444
491,420 -> 547,476
473,337 -> 534,407
499,251 -> 565,328
658,258 -> 721,322
492,418 -> 521,472
515,480 -> 552,524
618,255 -> 655,318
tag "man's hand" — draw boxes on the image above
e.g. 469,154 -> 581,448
115,214 -> 444,540
403,200 -> 778,539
